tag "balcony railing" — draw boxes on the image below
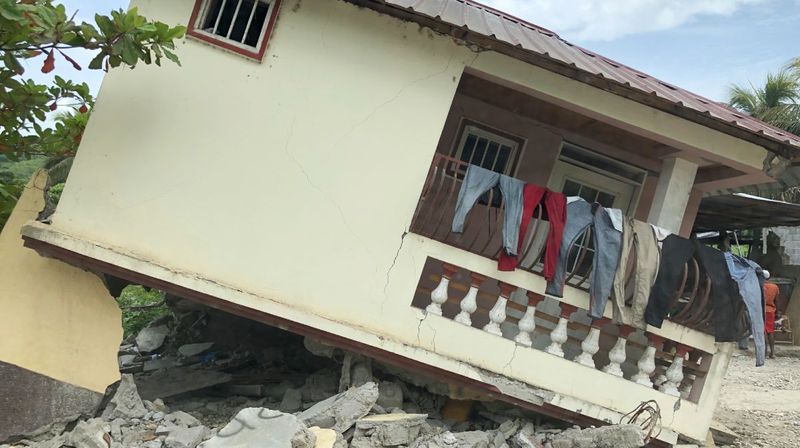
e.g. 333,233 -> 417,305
410,153 -> 745,336
407,154 -> 750,406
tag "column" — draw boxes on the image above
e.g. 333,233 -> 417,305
647,157 -> 698,234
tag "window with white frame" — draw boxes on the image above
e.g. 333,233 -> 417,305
451,123 -> 522,176
188,0 -> 280,60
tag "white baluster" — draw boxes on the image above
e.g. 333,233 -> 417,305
546,304 -> 576,357
632,334 -> 662,387
603,326 -> 633,377
455,272 -> 486,326
575,326 -> 601,368
514,307 -> 536,346
426,263 -> 456,316
660,346 -> 689,397
483,282 -> 515,337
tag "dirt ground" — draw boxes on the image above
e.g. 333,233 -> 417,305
713,343 -> 800,447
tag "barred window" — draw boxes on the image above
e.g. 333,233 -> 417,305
188,0 -> 281,60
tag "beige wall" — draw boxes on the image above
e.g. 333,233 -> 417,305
36,0 -> 759,441
0,171 -> 121,393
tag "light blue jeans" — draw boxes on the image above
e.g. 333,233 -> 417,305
452,165 -> 525,256
545,199 -> 623,319
725,253 -> 766,367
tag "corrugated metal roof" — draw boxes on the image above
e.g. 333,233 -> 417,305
378,0 -> 800,154
695,193 -> 800,231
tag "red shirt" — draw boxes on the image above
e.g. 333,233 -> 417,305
764,282 -> 779,313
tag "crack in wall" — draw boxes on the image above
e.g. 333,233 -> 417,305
328,50 -> 459,155
502,344 -> 518,375
282,116 -> 376,261
383,230 -> 408,294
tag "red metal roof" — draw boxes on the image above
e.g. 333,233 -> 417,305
380,0 -> 800,153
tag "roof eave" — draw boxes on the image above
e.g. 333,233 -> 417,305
348,0 -> 800,160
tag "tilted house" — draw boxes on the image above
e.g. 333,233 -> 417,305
19,0 -> 800,445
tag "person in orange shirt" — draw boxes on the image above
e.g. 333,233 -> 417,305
763,270 -> 780,359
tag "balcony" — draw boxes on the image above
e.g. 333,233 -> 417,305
405,153 -> 739,444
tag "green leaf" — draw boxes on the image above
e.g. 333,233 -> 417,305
162,48 -> 180,66
88,52 -> 105,70
120,36 -> 139,66
3,52 -> 23,75
0,0 -> 24,21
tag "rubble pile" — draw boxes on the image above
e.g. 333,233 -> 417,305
2,299 -> 648,448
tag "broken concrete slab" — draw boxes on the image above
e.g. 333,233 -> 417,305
198,408 -> 315,448
550,424 -> 645,448
299,382 -> 379,433
351,413 -> 429,448
709,420 -> 738,445
66,418 -> 111,448
136,325 -> 170,354
309,427 -> 337,448
136,367 -> 232,400
118,355 -> 137,367
165,411 -> 201,428
178,343 -> 214,358
143,357 -> 179,372
164,426 -> 207,448
102,374 -> 147,421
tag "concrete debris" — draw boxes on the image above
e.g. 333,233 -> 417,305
4,300 -> 660,448
198,408 -> 315,448
165,411 -> 201,427
164,426 -> 207,448
550,424 -> 645,448
101,374 -> 148,420
136,366 -> 232,400
351,413 -> 429,448
309,427 -> 338,448
136,325 -> 170,353
66,418 -> 111,448
178,342 -> 214,358
299,382 -> 379,433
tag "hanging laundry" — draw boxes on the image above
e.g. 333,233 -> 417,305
725,253 -> 766,367
646,236 -> 745,344
645,235 -> 695,328
695,244 -> 742,343
497,185 -> 566,280
452,165 -> 525,256
545,198 -> 622,320
611,218 -> 659,328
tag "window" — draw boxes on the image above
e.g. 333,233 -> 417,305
452,124 -> 521,176
188,0 -> 281,60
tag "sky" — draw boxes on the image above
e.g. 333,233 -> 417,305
26,0 -> 800,103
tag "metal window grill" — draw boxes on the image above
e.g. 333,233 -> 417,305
198,0 -> 273,48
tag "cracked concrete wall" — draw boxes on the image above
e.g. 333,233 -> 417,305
0,170 -> 122,439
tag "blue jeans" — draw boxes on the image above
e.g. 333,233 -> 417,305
545,199 -> 622,319
452,165 -> 525,256
725,253 -> 766,367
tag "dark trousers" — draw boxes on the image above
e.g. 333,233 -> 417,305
645,235 -> 695,328
696,244 -> 741,342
